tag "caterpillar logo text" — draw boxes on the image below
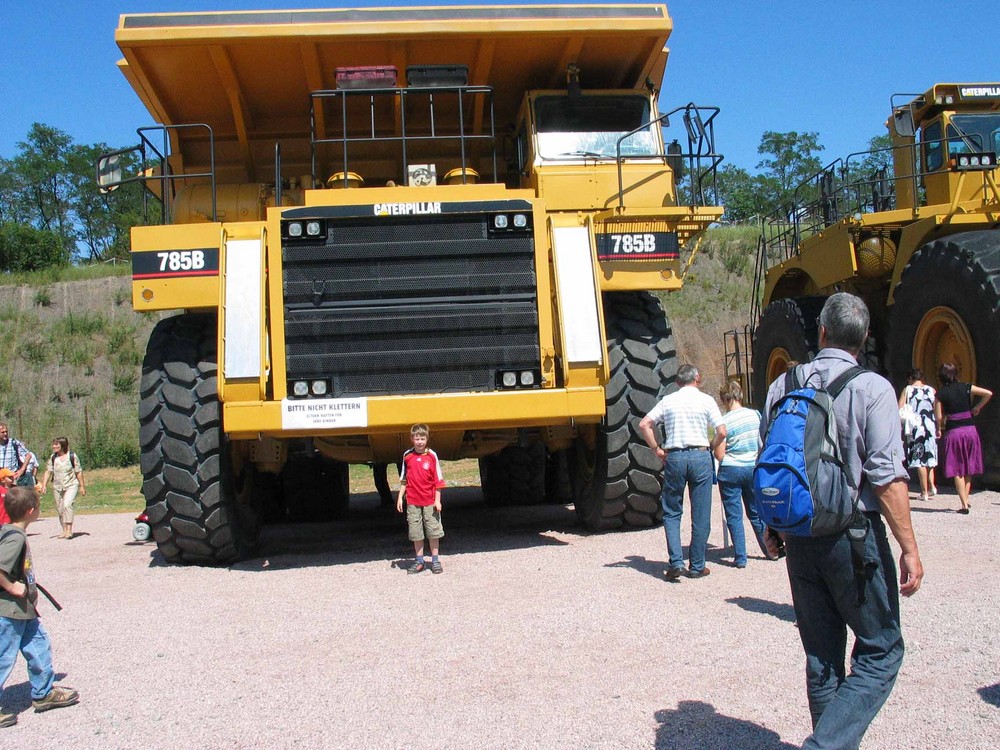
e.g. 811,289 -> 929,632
374,202 -> 443,216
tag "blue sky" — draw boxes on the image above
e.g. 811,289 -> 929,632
1,0 -> 995,172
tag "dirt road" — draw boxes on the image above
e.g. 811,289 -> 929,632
4,486 -> 999,749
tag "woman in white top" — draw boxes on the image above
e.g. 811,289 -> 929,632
714,380 -> 777,564
39,437 -> 86,539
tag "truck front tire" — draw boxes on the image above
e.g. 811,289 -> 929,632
574,291 -> 677,530
139,313 -> 258,564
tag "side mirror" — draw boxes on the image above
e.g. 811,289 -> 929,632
892,108 -> 915,138
97,153 -> 123,193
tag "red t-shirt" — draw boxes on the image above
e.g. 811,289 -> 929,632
0,486 -> 9,525
400,448 -> 445,507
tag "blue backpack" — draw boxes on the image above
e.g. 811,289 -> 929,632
753,365 -> 865,536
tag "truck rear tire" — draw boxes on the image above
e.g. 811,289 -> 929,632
139,313 -> 258,565
750,297 -> 824,406
479,444 -> 546,506
574,291 -> 677,530
889,231 -> 1000,486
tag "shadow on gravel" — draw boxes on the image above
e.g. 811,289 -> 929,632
230,487 -> 581,571
604,555 -> 664,580
978,682 -> 1000,708
0,673 -> 69,713
655,700 -> 797,749
726,596 -> 796,623
909,506 -> 959,514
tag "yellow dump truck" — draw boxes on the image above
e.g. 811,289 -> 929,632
727,83 -> 1000,482
99,3 -> 723,564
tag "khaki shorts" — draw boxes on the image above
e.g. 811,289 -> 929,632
406,504 -> 444,541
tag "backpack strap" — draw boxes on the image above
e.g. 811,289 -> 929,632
784,365 -> 802,393
826,365 -> 866,400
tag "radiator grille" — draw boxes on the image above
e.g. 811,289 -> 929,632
282,213 -> 540,396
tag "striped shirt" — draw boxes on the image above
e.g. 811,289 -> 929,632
644,385 -> 724,450
720,407 -> 762,467
0,439 -> 27,473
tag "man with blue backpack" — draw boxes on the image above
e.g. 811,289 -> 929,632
757,293 -> 923,750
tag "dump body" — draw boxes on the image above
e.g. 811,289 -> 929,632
104,4 -> 723,563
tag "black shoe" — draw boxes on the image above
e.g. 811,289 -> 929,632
957,507 -> 970,515
664,567 -> 683,581
431,560 -> 443,574
686,566 -> 711,579
407,561 -> 427,574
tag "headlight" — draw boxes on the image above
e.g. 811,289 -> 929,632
306,220 -> 322,236
502,371 -> 517,387
310,380 -> 328,396
494,214 -> 508,229
513,213 -> 527,228
292,381 -> 309,397
288,222 -> 303,237
520,370 -> 535,386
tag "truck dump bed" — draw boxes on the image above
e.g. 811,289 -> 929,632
116,4 -> 673,181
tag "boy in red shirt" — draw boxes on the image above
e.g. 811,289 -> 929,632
396,424 -> 446,574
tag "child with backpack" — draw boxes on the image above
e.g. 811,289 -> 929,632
1,487 -> 80,728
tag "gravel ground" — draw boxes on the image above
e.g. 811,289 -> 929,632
3,483 -> 999,749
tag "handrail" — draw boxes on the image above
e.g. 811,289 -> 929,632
613,102 -> 723,211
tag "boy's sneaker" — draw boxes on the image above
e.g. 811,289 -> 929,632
407,561 -> 427,574
431,560 -> 443,574
32,686 -> 79,713
0,711 -> 16,728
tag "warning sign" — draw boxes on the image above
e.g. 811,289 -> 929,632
281,398 -> 368,430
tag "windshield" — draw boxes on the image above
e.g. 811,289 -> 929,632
534,95 -> 657,159
947,114 -> 1000,159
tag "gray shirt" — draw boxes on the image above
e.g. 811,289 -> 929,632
762,348 -> 907,513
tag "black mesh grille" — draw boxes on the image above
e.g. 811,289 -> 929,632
282,213 -> 540,396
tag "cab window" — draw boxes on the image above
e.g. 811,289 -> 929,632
533,95 -> 657,160
922,120 -> 943,172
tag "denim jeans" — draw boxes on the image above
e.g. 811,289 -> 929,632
785,513 -> 903,750
0,617 -> 55,700
660,450 -> 713,572
716,463 -> 752,565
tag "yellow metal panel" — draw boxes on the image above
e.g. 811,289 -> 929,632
223,387 -> 608,438
130,223 -> 224,311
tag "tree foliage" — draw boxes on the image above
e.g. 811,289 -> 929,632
0,123 -> 145,272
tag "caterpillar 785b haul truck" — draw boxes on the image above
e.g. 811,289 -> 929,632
726,83 -> 1000,482
99,4 -> 723,564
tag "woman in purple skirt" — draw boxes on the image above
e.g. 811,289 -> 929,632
934,362 -> 993,514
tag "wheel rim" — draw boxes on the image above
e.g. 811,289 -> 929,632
914,306 -> 976,384
766,346 -> 793,385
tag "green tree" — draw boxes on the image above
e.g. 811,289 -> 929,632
11,123 -> 76,246
0,223 -> 70,272
755,130 -> 825,214
715,164 -> 771,224
67,144 -> 146,263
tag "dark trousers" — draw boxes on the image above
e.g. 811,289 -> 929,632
785,513 -> 904,750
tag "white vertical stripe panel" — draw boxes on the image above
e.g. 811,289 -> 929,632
552,226 -> 603,364
224,238 -> 262,378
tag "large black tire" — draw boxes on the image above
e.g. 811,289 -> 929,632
574,291 -> 677,530
750,297 -> 824,407
889,231 -> 1000,486
139,314 -> 258,565
479,444 -> 546,506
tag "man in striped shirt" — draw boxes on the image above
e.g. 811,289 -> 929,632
639,364 -> 726,580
